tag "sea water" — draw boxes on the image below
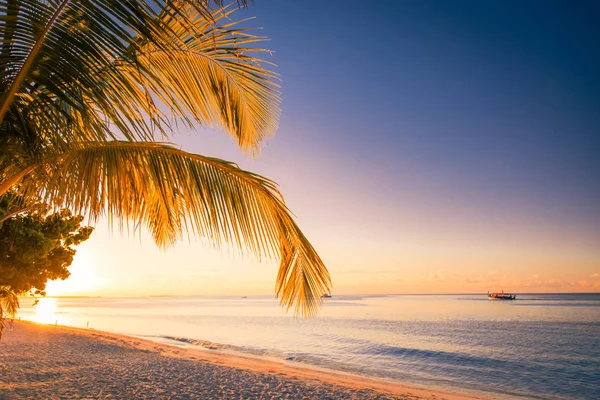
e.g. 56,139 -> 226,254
16,294 -> 600,399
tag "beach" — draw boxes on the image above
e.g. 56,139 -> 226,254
0,321 -> 489,400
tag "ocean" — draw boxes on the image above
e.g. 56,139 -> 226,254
16,293 -> 600,399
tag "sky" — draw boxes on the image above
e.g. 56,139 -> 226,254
47,0 -> 600,297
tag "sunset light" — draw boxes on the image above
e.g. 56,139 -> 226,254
32,298 -> 59,325
44,251 -> 105,297
1,1 -> 598,399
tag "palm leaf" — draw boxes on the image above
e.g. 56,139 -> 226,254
1,1 -> 279,154
0,286 -> 19,339
0,2 -> 325,317
0,287 -> 18,317
130,4 -> 281,153
19,141 -> 331,317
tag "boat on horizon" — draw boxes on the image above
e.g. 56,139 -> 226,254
488,291 -> 516,300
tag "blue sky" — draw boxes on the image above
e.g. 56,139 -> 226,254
249,0 -> 600,218
50,0 -> 600,296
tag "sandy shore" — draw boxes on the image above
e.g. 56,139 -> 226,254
0,321 -> 493,399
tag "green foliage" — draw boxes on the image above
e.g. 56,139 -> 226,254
0,195 -> 91,338
0,198 -> 93,294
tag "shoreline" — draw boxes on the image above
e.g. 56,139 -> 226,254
1,320 -> 503,399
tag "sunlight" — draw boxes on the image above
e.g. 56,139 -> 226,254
44,250 -> 105,296
32,298 -> 59,324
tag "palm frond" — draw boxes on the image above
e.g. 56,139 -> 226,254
0,2 -> 325,317
0,0 -> 168,144
131,4 -> 281,153
0,286 -> 19,339
18,142 -> 330,317
0,287 -> 19,317
1,1 -> 279,155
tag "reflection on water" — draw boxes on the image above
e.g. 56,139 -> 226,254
27,297 -> 68,325
17,294 -> 600,400
34,297 -> 57,324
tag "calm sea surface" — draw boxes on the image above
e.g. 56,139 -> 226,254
16,294 -> 600,399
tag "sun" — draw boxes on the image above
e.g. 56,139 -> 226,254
44,250 -> 104,296
32,297 -> 59,324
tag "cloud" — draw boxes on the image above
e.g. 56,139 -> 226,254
428,270 -> 446,282
428,270 -> 461,282
463,271 -> 508,286
426,270 -> 600,291
518,275 -> 565,288
340,269 -> 395,275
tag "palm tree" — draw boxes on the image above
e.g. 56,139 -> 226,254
0,0 -> 331,317
0,285 -> 19,337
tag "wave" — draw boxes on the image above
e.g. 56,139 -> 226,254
155,335 -> 356,375
155,335 -> 318,363
158,336 -> 266,355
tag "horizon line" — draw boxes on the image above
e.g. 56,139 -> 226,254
24,291 -> 600,299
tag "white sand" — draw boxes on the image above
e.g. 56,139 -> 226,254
0,321 -> 494,399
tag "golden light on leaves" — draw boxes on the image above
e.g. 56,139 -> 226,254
0,1 -> 329,317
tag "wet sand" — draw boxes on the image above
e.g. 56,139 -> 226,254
0,321 -> 494,399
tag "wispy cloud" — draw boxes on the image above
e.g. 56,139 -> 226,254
339,269 -> 399,275
428,270 -> 461,282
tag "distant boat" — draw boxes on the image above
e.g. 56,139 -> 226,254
488,291 -> 516,300
321,293 -> 332,299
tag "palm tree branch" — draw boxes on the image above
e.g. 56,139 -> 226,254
0,0 -> 71,123
130,4 -> 281,154
15,141 -> 330,316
